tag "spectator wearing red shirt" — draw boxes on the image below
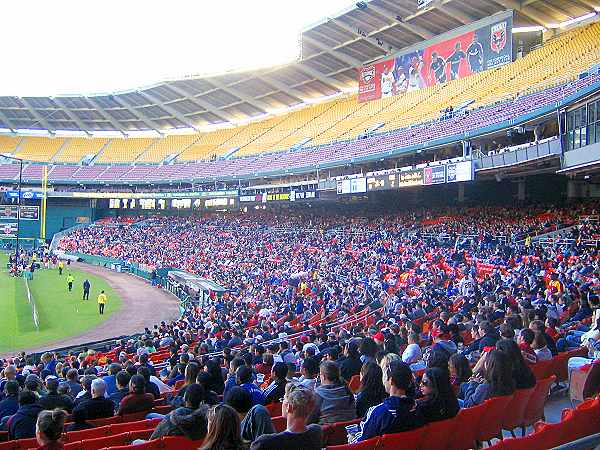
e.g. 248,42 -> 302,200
117,375 -> 154,416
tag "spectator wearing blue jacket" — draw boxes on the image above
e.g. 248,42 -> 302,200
351,360 -> 424,443
237,366 -> 265,406
0,381 -> 19,424
7,391 -> 43,440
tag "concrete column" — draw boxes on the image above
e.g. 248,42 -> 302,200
517,180 -> 526,201
458,183 -> 465,203
567,180 -> 579,198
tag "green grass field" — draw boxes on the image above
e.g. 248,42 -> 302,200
0,253 -> 122,354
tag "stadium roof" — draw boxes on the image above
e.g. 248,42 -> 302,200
0,0 -> 596,136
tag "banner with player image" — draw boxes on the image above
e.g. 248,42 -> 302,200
358,15 -> 513,102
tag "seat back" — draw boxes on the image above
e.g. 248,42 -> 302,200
378,427 -> 424,450
87,416 -> 121,427
422,417 -> 456,450
348,375 -> 361,394
521,376 -> 556,428
161,436 -> 204,450
109,418 -> 161,435
476,394 -> 514,442
78,431 -> 131,450
102,439 -> 159,450
265,402 -> 282,417
501,387 -> 535,431
271,416 -> 287,433
447,402 -> 486,450
326,436 -> 379,450
322,418 -> 362,447
530,360 -> 553,380
64,426 -> 111,443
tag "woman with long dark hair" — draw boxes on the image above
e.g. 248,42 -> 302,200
416,367 -> 459,422
200,404 -> 248,450
495,339 -> 536,389
459,349 -> 515,408
448,353 -> 472,390
355,362 -> 388,418
204,359 -> 225,395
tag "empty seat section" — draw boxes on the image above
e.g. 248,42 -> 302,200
56,138 -> 109,163
137,134 -> 199,163
97,138 -> 156,163
176,127 -> 238,161
14,136 -> 65,161
0,135 -> 23,154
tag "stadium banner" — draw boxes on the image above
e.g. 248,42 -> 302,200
447,161 -> 474,183
423,165 -> 446,185
0,205 -> 39,220
71,190 -> 238,199
337,178 -> 367,195
358,12 -> 513,102
3,191 -> 44,200
0,222 -> 18,238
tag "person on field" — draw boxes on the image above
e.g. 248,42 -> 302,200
66,274 -> 74,292
97,291 -> 107,315
82,279 -> 91,301
58,260 -> 64,276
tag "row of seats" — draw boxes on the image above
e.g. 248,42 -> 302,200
1,22 -> 598,163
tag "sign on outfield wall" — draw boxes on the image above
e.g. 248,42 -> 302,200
358,12 -> 513,102
0,222 -> 17,238
447,161 -> 474,182
0,205 -> 39,220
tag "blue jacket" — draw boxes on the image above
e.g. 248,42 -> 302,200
352,396 -> 424,443
0,395 -> 18,421
240,383 -> 266,406
8,403 -> 44,440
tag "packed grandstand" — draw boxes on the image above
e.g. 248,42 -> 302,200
1,1 -> 600,450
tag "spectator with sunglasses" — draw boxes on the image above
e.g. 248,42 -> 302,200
350,360 -> 424,443
416,367 -> 459,423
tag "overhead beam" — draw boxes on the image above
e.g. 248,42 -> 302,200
137,90 -> 199,131
86,97 -> 129,135
52,98 -> 92,135
303,35 -> 364,67
0,110 -> 17,132
295,64 -> 349,91
437,4 -> 478,24
257,74 -> 306,102
331,17 -> 392,54
165,83 -> 237,123
491,0 -> 553,26
361,2 -> 435,40
206,78 -> 270,112
109,96 -> 164,133
20,98 -> 54,132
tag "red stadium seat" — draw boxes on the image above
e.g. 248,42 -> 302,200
102,439 -> 160,450
326,437 -> 379,450
501,387 -> 535,436
476,395 -> 514,445
127,429 -> 155,441
322,418 -> 362,447
161,436 -> 204,450
520,376 -> 556,434
109,418 -> 161,435
271,416 -> 286,433
423,417 -> 456,450
532,421 -> 567,449
65,426 -> 111,442
500,434 -> 548,450
530,360 -> 553,380
87,416 -> 121,427
348,375 -> 361,394
265,402 -> 282,417
77,432 -> 131,450
447,403 -> 486,450
378,427 -> 424,450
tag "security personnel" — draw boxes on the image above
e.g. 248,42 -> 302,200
97,290 -> 107,315
83,279 -> 91,301
58,260 -> 65,275
66,273 -> 74,292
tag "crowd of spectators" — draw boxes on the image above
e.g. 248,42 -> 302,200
1,205 -> 599,449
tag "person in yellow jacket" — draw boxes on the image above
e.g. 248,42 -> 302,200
97,290 -> 107,315
58,260 -> 65,275
66,273 -> 74,292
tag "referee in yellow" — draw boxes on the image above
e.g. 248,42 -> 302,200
97,290 -> 107,315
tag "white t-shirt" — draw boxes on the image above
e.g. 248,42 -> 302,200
402,343 -> 422,364
381,72 -> 395,96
